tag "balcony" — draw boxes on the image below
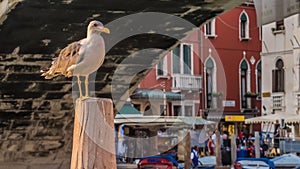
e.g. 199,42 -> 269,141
272,92 -> 285,111
296,92 -> 300,112
172,74 -> 202,92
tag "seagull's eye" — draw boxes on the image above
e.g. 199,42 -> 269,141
93,23 -> 98,27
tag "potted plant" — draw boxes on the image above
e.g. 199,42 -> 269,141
244,91 -> 259,98
208,92 -> 223,97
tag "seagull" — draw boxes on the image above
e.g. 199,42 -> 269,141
41,20 -> 110,100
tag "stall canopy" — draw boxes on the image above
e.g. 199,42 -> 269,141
130,89 -> 184,101
115,102 -> 142,118
114,116 -> 215,126
245,113 -> 300,124
178,117 -> 215,125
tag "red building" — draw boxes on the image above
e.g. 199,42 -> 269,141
130,1 -> 261,135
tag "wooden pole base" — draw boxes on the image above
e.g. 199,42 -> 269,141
71,98 -> 116,169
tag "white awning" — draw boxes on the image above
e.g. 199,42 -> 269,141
114,116 -> 182,124
114,116 -> 215,125
245,114 -> 300,124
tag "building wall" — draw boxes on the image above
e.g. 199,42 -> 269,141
136,3 -> 262,118
0,53 -> 73,167
261,14 -> 300,116
202,4 -> 261,113
260,13 -> 300,140
138,30 -> 202,116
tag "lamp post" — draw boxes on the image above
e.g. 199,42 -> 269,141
161,82 -> 167,116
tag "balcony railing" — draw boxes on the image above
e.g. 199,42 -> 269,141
172,74 -> 202,91
272,92 -> 285,111
296,92 -> 300,112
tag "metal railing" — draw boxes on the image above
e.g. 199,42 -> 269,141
296,92 -> 300,111
272,93 -> 285,111
172,74 -> 202,91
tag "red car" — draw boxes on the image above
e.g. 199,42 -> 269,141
137,155 -> 179,169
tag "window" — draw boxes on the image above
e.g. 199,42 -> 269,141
272,20 -> 285,34
172,46 -> 180,74
173,105 -> 182,116
240,60 -> 248,108
157,56 -> 168,77
184,105 -> 193,117
160,105 -> 166,116
298,14 -> 300,27
276,20 -> 284,31
206,58 -> 215,108
240,12 -> 249,40
256,61 -> 262,96
204,19 -> 216,37
272,59 -> 284,92
172,43 -> 193,75
205,21 -> 212,35
173,104 -> 193,116
183,44 -> 192,74
299,56 -> 300,91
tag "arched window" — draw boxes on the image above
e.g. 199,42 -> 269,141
240,12 -> 249,40
272,59 -> 284,92
256,61 -> 262,95
240,60 -> 248,108
206,58 -> 214,108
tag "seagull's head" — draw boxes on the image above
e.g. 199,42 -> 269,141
88,20 -> 110,35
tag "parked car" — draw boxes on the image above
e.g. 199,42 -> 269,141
234,158 -> 275,169
197,156 -> 216,169
271,153 -> 300,168
137,155 -> 181,169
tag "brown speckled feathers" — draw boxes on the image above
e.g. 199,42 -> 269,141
41,41 -> 81,79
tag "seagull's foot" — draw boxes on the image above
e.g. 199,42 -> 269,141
79,96 -> 90,101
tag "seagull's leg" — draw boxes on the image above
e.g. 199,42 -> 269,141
79,75 -> 90,101
84,75 -> 89,98
77,75 -> 83,99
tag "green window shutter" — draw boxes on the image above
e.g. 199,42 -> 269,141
240,13 -> 247,22
157,60 -> 163,75
257,61 -> 261,71
206,58 -> 214,68
183,44 -> 191,74
240,60 -> 248,70
172,46 -> 180,74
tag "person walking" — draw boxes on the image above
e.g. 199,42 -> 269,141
273,127 -> 281,155
190,146 -> 199,168
207,136 -> 215,155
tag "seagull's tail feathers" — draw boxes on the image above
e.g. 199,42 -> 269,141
41,41 -> 80,79
40,69 -> 60,79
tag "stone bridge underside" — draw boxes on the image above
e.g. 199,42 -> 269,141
0,0 -> 244,168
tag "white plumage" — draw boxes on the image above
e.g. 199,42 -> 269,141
41,20 -> 110,100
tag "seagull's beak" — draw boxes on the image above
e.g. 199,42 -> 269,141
100,27 -> 110,34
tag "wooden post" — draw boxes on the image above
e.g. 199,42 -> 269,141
255,131 -> 260,158
184,132 -> 191,169
215,130 -> 221,166
231,134 -> 237,164
71,98 -> 116,169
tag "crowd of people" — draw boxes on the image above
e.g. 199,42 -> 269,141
193,129 -> 274,160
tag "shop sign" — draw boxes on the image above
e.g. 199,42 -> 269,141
262,92 -> 271,97
222,100 -> 235,107
225,115 -> 245,122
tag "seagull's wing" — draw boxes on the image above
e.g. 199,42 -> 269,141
41,41 -> 82,79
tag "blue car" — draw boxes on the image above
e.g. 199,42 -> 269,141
234,158 -> 275,169
271,154 -> 300,168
